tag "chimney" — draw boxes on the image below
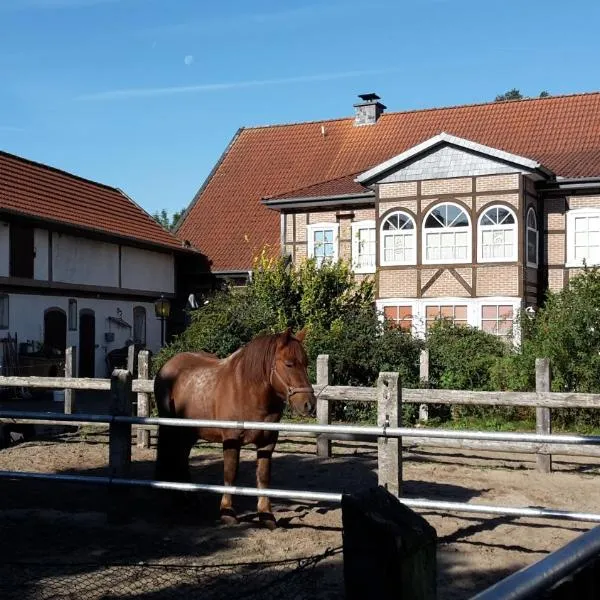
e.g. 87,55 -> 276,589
353,93 -> 386,126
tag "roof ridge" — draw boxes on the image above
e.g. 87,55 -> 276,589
243,89 -> 600,131
0,149 -> 121,194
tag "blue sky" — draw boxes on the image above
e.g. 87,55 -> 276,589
1,0 -> 599,219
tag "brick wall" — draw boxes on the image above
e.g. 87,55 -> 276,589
378,269 -> 418,298
421,177 -> 472,195
475,174 -> 520,192
379,199 -> 418,216
548,268 -> 564,292
568,195 -> 600,209
379,181 -> 418,198
422,270 -> 470,297
476,266 -> 519,296
475,193 -> 520,212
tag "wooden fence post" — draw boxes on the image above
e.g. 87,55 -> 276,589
137,351 -> 150,449
316,355 -> 331,458
419,349 -> 429,423
108,369 -> 133,522
536,358 -> 552,474
377,372 -> 402,496
127,344 -> 136,375
342,486 -> 437,600
64,346 -> 76,414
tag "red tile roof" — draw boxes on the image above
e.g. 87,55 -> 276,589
267,173 -> 367,201
178,92 -> 600,271
0,150 -> 185,251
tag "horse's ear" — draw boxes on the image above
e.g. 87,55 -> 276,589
279,327 -> 292,346
295,328 -> 306,343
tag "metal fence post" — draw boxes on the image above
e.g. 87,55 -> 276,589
64,346 -> 76,414
536,358 -> 552,474
316,355 -> 331,458
377,372 -> 402,496
137,351 -> 150,449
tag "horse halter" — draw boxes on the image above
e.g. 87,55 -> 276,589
269,363 -> 314,401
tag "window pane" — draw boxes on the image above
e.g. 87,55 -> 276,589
440,306 -> 453,318
527,209 -> 537,228
482,305 -> 497,319
425,212 -> 444,228
497,208 -> 513,224
324,230 -> 333,243
574,217 -> 588,231
454,306 -> 467,320
482,320 -> 497,333
384,306 -> 398,320
426,306 -> 439,319
314,230 -> 324,243
448,205 -> 469,227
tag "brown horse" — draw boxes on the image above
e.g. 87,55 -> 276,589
154,328 -> 316,528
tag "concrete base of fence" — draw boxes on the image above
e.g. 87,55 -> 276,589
342,486 -> 437,600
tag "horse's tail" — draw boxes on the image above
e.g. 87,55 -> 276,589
154,362 -> 175,481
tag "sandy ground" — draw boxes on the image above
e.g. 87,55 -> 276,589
0,428 -> 599,599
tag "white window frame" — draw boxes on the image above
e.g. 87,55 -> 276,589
380,211 -> 417,266
307,222 -> 339,266
566,207 -> 600,268
376,297 -> 522,343
351,220 -> 376,274
526,207 -> 539,268
477,205 -> 518,263
422,202 -> 472,265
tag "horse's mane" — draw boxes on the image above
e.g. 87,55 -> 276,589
231,332 -> 306,386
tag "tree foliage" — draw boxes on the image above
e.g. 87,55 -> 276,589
152,209 -> 184,231
153,251 -> 423,422
494,89 -> 551,101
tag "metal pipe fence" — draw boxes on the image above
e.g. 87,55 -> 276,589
3,410 -> 600,447
2,470 -> 600,524
471,524 -> 600,599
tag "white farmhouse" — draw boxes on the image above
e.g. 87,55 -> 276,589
0,150 -> 199,378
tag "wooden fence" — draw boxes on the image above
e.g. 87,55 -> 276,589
3,347 -> 600,474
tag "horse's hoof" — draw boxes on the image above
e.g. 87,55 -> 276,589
258,512 -> 277,530
220,509 -> 239,526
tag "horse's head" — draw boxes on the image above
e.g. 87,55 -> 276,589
271,328 -> 316,417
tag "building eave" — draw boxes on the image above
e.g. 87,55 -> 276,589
261,191 -> 375,211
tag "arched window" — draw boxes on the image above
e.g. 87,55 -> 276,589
526,208 -> 539,268
133,306 -> 147,345
478,205 -> 517,262
380,211 -> 416,265
423,202 -> 471,264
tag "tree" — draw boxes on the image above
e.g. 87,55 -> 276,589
152,209 -> 184,231
494,89 -> 551,102
495,88 -> 524,102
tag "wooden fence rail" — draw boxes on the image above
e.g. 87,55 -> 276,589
2,348 -> 600,471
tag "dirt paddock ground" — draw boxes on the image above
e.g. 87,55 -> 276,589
1,428 -> 599,599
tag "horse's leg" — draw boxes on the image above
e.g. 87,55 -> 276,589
156,426 -> 196,483
256,440 -> 277,529
220,438 -> 241,525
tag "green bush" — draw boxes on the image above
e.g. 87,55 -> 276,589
153,251 -> 423,424
425,320 -> 521,422
496,266 -> 600,429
